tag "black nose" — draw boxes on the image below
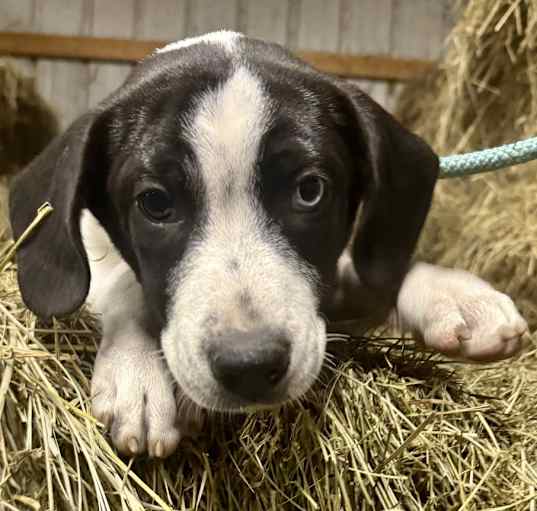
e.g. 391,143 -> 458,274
208,329 -> 290,402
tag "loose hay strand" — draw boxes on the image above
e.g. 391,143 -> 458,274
0,202 -> 53,273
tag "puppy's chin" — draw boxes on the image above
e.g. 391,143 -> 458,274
175,362 -> 323,414
193,390 -> 291,414
180,386 -> 302,414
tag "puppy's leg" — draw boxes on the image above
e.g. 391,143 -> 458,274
327,250 -> 385,330
327,250 -> 399,334
91,291 -> 180,457
397,262 -> 528,362
81,211 -> 202,457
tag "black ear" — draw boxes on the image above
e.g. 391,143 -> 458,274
9,112 -> 103,318
335,80 -> 439,305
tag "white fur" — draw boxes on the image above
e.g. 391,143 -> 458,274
162,66 -> 326,410
397,262 -> 527,361
184,65 -> 272,201
80,210 -> 123,313
80,211 -> 201,457
156,30 -> 242,55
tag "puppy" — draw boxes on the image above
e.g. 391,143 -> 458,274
9,31 -> 527,458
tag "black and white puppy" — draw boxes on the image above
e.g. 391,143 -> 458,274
9,31 -> 527,458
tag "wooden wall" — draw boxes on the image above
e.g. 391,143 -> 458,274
1,0 -> 454,129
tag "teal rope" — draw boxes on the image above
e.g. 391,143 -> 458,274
439,136 -> 537,178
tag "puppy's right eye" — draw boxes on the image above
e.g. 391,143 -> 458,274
293,174 -> 327,211
137,189 -> 175,222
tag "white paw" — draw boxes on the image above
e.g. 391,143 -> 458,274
91,341 -> 184,458
398,264 -> 528,362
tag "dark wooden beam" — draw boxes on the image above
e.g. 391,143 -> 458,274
0,32 -> 434,81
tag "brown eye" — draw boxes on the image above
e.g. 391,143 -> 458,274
294,175 -> 325,210
137,189 -> 175,222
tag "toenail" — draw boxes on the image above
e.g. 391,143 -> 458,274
154,440 -> 164,458
456,325 -> 471,342
128,437 -> 139,455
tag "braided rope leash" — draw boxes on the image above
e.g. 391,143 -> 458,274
439,136 -> 537,178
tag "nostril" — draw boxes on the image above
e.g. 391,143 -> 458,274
268,368 -> 284,385
263,348 -> 289,385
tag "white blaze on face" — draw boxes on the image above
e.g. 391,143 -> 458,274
187,65 -> 270,205
156,30 -> 242,55
161,65 -> 326,410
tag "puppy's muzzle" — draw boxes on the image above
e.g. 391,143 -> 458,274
207,328 -> 291,403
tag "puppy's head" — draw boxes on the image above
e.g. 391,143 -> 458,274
9,31 -> 438,411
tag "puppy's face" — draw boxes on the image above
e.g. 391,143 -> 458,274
106,36 -> 354,410
9,32 -> 438,412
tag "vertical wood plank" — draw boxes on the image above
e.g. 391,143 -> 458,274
295,0 -> 340,52
339,0 -> 393,107
186,0 -> 239,36
339,0 -> 392,55
386,0 -> 454,111
441,0 -> 456,49
134,0 -> 187,42
0,0 -> 36,75
88,0 -> 135,108
0,0 -> 34,31
391,0 -> 446,59
33,0 -> 91,128
240,0 -> 288,45
285,0 -> 300,50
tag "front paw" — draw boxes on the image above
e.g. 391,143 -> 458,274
91,343 -> 185,458
399,264 -> 528,362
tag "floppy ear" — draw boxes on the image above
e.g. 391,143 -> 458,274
336,80 -> 439,305
9,112 -> 104,319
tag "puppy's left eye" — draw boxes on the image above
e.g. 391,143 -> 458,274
293,175 -> 325,210
137,189 -> 175,222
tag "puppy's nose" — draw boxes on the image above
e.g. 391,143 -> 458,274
208,329 -> 290,402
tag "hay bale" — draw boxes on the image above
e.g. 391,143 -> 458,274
1,262 -> 536,509
397,0 -> 537,329
2,3 -> 537,508
0,60 -> 58,243
397,0 -> 537,154
0,59 -> 59,177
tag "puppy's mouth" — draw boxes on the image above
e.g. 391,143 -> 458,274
178,373 -> 309,414
192,382 -> 292,414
